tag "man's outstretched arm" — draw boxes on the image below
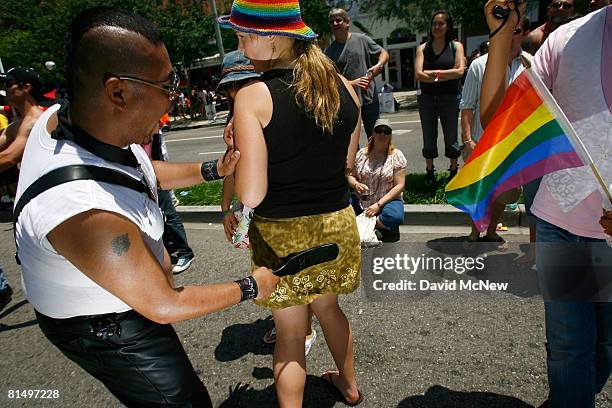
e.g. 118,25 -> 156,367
47,209 -> 277,324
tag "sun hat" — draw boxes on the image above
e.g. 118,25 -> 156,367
373,118 -> 392,133
218,0 -> 317,40
216,51 -> 261,92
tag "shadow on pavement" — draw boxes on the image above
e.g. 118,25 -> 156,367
214,316 -> 274,361
218,374 -> 352,407
0,319 -> 37,332
0,299 -> 28,320
397,385 -> 534,407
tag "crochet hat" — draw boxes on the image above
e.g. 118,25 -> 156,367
218,0 -> 317,40
217,51 -> 260,91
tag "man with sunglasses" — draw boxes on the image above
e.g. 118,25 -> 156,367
325,8 -> 389,139
14,7 -> 279,407
459,16 -> 531,250
522,0 -> 574,55
0,68 -> 44,198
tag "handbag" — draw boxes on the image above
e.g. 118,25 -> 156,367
356,212 -> 381,248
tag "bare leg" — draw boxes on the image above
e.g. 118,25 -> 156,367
310,293 -> 360,404
426,158 -> 434,171
272,305 -> 309,408
485,200 -> 506,240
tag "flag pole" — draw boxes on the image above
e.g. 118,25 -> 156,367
520,55 -> 612,205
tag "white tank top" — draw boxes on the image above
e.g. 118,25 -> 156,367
15,104 -> 165,318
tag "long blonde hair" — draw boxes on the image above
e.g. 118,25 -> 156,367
292,40 -> 340,134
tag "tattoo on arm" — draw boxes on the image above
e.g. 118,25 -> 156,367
111,233 -> 130,256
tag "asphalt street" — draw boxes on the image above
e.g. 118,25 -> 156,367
1,223 -> 610,407
164,109 -> 459,175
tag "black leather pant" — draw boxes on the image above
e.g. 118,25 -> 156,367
35,309 -> 212,408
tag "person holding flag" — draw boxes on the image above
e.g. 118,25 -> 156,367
447,1 -> 612,406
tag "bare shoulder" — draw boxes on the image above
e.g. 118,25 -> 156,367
453,40 -> 464,50
234,80 -> 272,127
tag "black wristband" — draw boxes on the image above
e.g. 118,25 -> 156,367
201,160 -> 221,181
234,276 -> 258,302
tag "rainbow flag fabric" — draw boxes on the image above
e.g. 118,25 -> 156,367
445,68 -> 584,232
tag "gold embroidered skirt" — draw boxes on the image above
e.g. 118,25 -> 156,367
251,205 -> 361,309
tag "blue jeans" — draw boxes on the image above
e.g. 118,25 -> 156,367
158,190 -> 194,259
417,93 -> 461,160
0,265 -> 9,292
536,218 -> 612,407
352,198 -> 404,231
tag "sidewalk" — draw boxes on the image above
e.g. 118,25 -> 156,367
173,204 -> 527,228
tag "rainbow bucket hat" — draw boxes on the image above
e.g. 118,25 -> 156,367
218,0 -> 317,40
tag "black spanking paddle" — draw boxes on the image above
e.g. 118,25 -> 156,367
273,243 -> 340,277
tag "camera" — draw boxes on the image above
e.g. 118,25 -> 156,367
493,0 -> 525,19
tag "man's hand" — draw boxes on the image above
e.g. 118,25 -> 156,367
600,209 -> 612,237
365,203 -> 381,218
252,267 -> 279,300
222,211 -> 238,242
350,76 -> 371,89
462,140 -> 477,157
367,64 -> 383,78
217,149 -> 241,177
484,0 -> 526,37
223,119 -> 234,150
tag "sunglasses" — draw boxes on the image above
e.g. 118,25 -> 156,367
514,27 -> 524,35
329,18 -> 344,25
1,80 -> 19,90
549,1 -> 573,9
104,71 -> 180,101
374,127 -> 391,135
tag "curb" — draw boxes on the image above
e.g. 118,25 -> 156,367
176,204 -> 527,227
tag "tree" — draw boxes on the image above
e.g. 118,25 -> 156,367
359,0 -> 486,34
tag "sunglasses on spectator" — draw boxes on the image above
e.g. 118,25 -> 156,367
549,1 -> 573,9
103,71 -> 180,102
374,127 -> 392,135
1,80 -> 20,90
329,18 -> 344,24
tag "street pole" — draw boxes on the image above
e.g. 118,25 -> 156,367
0,56 -> 4,73
210,0 -> 225,62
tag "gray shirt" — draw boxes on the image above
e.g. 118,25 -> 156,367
325,32 -> 383,106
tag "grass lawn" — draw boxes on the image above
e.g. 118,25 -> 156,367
175,171 -> 526,206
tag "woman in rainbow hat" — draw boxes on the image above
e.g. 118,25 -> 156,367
219,0 -> 364,406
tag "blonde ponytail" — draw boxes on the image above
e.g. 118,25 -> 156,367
292,40 -> 340,134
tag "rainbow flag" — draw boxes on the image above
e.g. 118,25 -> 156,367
445,68 -> 584,231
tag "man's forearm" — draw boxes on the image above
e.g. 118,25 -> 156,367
153,161 -> 204,190
157,282 -> 243,324
0,151 -> 19,173
461,109 -> 474,142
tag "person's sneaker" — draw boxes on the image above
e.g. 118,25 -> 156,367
0,285 -> 14,312
305,329 -> 317,356
172,256 -> 195,275
424,168 -> 436,187
505,202 -> 519,212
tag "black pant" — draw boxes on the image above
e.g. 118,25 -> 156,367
417,93 -> 461,160
158,189 -> 194,258
36,310 -> 212,408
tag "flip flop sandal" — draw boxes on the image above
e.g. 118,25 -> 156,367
480,235 -> 509,251
321,371 -> 364,407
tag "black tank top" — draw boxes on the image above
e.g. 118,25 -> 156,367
420,41 -> 460,96
255,69 -> 359,218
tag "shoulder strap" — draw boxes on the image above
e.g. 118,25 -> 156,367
13,164 -> 155,265
13,164 -> 154,224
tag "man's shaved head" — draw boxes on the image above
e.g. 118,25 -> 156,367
65,7 -> 164,101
